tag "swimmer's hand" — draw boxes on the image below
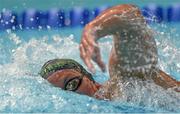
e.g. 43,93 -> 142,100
80,27 -> 106,73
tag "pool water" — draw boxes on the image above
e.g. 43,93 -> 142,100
0,23 -> 180,113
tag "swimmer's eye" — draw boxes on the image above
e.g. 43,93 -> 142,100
64,77 -> 82,91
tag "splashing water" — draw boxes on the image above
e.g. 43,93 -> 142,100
0,21 -> 179,113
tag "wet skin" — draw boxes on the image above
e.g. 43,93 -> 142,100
79,4 -> 180,93
47,69 -> 101,97
46,4 -> 179,100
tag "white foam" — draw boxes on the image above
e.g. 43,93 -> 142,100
0,22 -> 179,112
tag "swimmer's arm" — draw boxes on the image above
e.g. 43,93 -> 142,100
80,4 -> 146,72
153,70 -> 180,92
88,4 -> 145,39
90,4 -> 180,92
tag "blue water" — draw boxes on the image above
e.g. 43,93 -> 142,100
0,23 -> 180,113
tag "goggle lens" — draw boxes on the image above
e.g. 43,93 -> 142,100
64,77 -> 82,91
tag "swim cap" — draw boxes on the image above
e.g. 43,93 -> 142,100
40,59 -> 95,82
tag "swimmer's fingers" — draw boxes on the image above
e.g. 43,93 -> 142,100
81,36 -> 94,55
81,36 -> 105,72
92,46 -> 106,72
82,33 -> 99,57
94,57 -> 106,72
80,44 -> 95,73
80,30 -> 99,73
85,36 -> 98,54
85,58 -> 96,73
86,36 -> 98,47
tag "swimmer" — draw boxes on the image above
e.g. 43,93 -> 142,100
40,4 -> 180,100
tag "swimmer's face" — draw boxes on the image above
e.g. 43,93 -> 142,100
47,69 -> 101,97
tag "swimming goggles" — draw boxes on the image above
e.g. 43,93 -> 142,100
64,74 -> 95,91
64,75 -> 84,91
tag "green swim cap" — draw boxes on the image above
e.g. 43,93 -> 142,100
40,59 -> 94,82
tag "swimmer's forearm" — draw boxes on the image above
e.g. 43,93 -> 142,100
80,4 -> 148,73
153,70 -> 180,92
86,4 -> 145,40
